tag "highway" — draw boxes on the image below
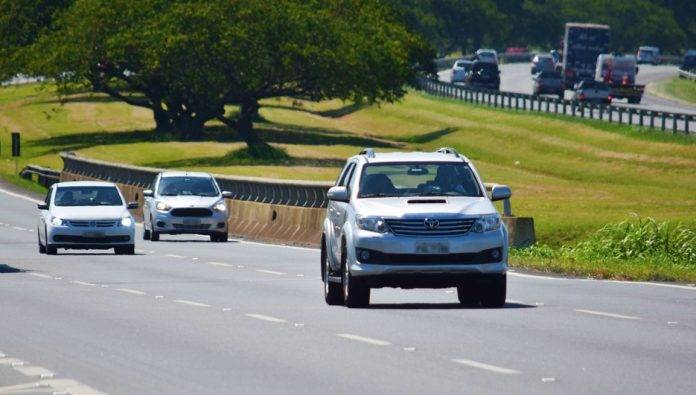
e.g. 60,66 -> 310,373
439,63 -> 696,115
1,185 -> 695,394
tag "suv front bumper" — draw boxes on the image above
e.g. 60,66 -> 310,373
153,211 -> 228,235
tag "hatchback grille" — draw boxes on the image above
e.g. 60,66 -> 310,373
172,224 -> 211,230
67,220 -> 89,227
385,218 -> 476,236
67,220 -> 118,227
96,220 -> 117,227
170,208 -> 213,217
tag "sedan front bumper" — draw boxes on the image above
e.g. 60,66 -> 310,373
153,210 -> 228,235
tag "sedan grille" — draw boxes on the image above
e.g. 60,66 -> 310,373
170,208 -> 213,217
385,218 -> 476,236
66,220 -> 118,228
172,224 -> 211,230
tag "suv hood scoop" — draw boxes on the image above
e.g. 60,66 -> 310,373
407,199 -> 447,204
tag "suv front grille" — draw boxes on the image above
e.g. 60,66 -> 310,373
385,218 -> 476,236
170,208 -> 213,217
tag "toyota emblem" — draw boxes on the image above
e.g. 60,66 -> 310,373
424,218 -> 439,230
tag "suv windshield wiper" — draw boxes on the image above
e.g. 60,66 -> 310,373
360,193 -> 398,198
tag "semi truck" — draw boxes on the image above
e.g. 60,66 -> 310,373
561,23 -> 610,90
595,53 -> 644,104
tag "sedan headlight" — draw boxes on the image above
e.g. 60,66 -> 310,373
356,215 -> 390,233
212,200 -> 227,212
472,214 -> 501,233
120,215 -> 133,227
51,217 -> 64,226
156,201 -> 171,212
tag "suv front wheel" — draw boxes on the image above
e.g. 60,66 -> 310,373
322,239 -> 343,305
341,243 -> 369,308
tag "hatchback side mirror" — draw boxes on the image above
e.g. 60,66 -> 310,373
327,186 -> 349,203
37,203 -> 48,210
491,185 -> 512,201
221,191 -> 233,199
143,189 -> 154,197
127,202 -> 139,210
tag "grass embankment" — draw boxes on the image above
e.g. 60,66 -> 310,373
647,76 -> 696,105
0,83 -> 694,281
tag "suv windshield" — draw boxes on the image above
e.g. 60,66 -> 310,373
358,162 -> 482,198
55,186 -> 123,206
158,177 -> 219,197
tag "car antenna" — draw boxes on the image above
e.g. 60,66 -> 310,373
360,148 -> 375,158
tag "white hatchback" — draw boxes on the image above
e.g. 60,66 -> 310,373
37,181 -> 137,255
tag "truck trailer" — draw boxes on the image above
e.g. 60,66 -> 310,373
561,23 -> 610,90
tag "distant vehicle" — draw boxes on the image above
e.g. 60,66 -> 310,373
450,59 -> 473,83
37,181 -> 137,255
596,54 -> 643,104
637,46 -> 660,65
573,80 -> 611,104
561,23 -> 610,89
550,49 -> 562,66
505,46 -> 528,54
464,61 -> 500,90
322,148 -> 511,308
531,54 -> 555,74
533,71 -> 564,97
475,49 -> 498,64
143,172 -> 232,242
684,50 -> 696,71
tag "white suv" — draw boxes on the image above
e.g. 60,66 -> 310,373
321,148 -> 511,308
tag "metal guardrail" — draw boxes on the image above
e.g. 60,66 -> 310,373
417,76 -> 695,134
678,68 -> 696,81
19,164 -> 61,187
435,53 -> 534,71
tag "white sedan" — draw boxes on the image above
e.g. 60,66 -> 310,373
37,181 -> 137,255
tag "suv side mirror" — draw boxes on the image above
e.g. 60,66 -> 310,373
143,189 -> 154,197
127,202 -> 139,210
491,185 -> 511,201
37,203 -> 48,210
221,191 -> 233,199
327,186 -> 349,203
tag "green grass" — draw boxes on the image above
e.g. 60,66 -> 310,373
647,76 -> 696,105
1,83 -> 695,281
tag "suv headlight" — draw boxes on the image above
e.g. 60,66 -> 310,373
472,214 -> 500,233
51,217 -> 65,226
156,201 -> 171,212
356,215 -> 390,233
120,213 -> 133,227
212,200 -> 227,212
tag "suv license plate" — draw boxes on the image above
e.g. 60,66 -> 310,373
183,219 -> 201,226
415,242 -> 450,254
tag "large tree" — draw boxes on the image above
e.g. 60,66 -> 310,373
15,0 -> 432,154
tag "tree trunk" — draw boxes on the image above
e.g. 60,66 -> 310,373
153,107 -> 173,132
236,99 -> 271,156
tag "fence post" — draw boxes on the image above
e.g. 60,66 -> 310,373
639,109 -> 644,127
562,100 -> 567,115
589,104 -> 594,119
598,105 -> 604,120
515,95 -> 519,110
661,113 -> 666,131
618,107 -> 623,124
494,92 -> 498,108
628,108 -> 633,126
571,101 -> 576,116
686,116 -> 691,135
650,111 -> 655,129
554,99 -> 558,114
672,114 -> 678,134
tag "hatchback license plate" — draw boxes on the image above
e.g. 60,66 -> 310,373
415,242 -> 449,254
183,219 -> 201,226
83,231 -> 104,238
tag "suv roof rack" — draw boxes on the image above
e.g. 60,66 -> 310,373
360,148 -> 375,158
436,147 -> 459,156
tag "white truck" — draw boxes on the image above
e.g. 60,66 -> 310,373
595,54 -> 644,104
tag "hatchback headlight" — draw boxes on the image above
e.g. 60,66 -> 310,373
212,200 -> 227,212
472,214 -> 500,233
51,217 -> 64,226
120,215 -> 133,227
356,215 -> 390,233
156,201 -> 171,211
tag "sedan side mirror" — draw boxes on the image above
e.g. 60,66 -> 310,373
37,203 -> 48,210
327,186 -> 349,203
491,185 -> 512,201
143,189 -> 154,197
221,191 -> 233,199
127,202 -> 139,210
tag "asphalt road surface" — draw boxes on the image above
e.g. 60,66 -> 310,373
439,63 -> 696,115
1,185 -> 695,394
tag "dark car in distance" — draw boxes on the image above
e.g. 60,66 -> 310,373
533,71 -> 564,97
464,61 -> 500,90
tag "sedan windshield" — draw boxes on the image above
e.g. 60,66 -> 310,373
55,186 -> 123,206
358,162 -> 482,198
158,177 -> 219,197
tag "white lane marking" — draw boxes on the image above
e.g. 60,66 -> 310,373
70,280 -> 96,287
336,333 -> 391,346
165,254 -> 186,259
575,309 -> 640,320
508,272 -> 565,281
135,249 -> 147,254
13,365 -> 55,378
541,377 -> 557,383
609,280 -> 696,291
256,269 -> 286,275
12,226 -> 26,231
239,239 -> 318,252
0,358 -> 25,366
506,299 -> 526,304
115,288 -> 146,295
245,313 -> 287,323
43,378 -> 107,395
0,187 -> 43,204
174,299 -> 210,307
206,261 -> 233,267
452,358 -> 521,375
29,273 -> 52,279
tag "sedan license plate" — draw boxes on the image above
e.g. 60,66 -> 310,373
183,218 -> 201,226
83,231 -> 104,238
415,242 -> 449,254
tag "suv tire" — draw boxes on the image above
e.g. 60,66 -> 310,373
150,231 -> 160,241
322,239 -> 343,305
211,232 -> 228,242
480,274 -> 506,308
115,245 -> 135,255
46,244 -> 58,255
341,244 -> 369,308
143,227 -> 151,240
457,279 -> 480,305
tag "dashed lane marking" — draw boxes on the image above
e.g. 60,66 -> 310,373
245,313 -> 287,323
174,299 -> 210,307
29,273 -> 52,279
452,358 -> 522,375
206,261 -> 233,267
13,365 -> 55,378
12,226 -> 26,231
115,288 -> 146,295
256,269 -> 286,275
70,281 -> 97,287
165,254 -> 186,259
0,186 -> 42,204
336,333 -> 391,346
575,309 -> 640,320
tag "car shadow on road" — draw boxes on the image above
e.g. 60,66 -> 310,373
56,253 -> 147,256
0,264 -> 26,273
367,302 -> 536,310
152,239 -> 239,244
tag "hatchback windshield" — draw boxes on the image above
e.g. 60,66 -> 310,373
158,176 -> 219,197
358,162 -> 482,198
55,186 -> 123,206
